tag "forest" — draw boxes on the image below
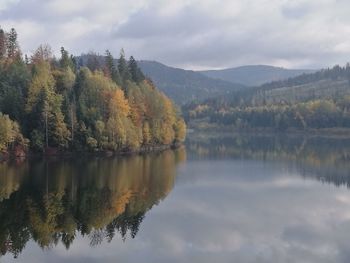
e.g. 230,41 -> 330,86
185,64 -> 350,131
0,27 -> 186,155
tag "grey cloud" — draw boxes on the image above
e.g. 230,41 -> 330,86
114,6 -> 222,39
281,2 -> 312,20
1,0 -> 350,69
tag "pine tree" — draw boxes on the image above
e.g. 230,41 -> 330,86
105,50 -> 121,84
7,28 -> 18,59
118,49 -> 131,87
128,56 -> 145,83
0,28 -> 6,60
60,47 -> 74,70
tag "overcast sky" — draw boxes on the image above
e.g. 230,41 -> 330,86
1,0 -> 350,70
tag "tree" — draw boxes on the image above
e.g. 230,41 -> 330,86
0,28 -> 6,60
118,49 -> 131,88
6,28 -> 19,59
142,121 -> 151,144
106,89 -> 130,148
26,60 -> 70,149
0,113 -> 24,151
0,57 -> 30,122
31,44 -> 53,64
174,118 -> 186,142
59,47 -> 74,70
128,56 -> 145,83
105,50 -> 121,84
86,52 -> 100,72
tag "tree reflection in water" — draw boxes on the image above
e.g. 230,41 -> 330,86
0,148 -> 186,258
187,133 -> 350,188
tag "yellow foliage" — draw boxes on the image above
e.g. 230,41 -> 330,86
142,121 -> 151,144
174,118 -> 187,142
109,89 -> 130,118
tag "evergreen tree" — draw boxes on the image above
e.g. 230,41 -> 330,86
105,50 -> 121,84
118,49 -> 131,89
0,28 -> 6,60
6,28 -> 18,59
86,52 -> 100,72
128,56 -> 145,83
60,47 -> 74,70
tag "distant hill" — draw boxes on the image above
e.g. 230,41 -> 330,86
193,65 -> 350,107
184,65 -> 350,130
138,60 -> 245,105
199,65 -> 316,86
236,65 -> 350,106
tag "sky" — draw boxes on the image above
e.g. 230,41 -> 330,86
0,0 -> 350,70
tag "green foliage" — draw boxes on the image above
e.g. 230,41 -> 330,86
0,59 -> 29,121
0,28 -> 6,60
128,56 -> 145,83
26,60 -> 70,149
105,49 -> 121,84
6,28 -> 19,59
118,49 -> 131,86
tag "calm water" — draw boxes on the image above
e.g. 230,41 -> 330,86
2,134 -> 350,262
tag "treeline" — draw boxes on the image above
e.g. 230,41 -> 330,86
188,98 -> 350,130
185,64 -> 350,130
0,27 -> 186,154
186,96 -> 350,131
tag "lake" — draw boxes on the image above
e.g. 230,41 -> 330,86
1,133 -> 350,263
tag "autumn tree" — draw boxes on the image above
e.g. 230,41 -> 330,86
0,113 -> 25,151
26,57 -> 70,150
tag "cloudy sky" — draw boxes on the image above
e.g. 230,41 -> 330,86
0,0 -> 350,70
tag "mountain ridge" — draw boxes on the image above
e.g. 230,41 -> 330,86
199,64 -> 317,86
138,60 -> 245,105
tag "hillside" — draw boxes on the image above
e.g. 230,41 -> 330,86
185,65 -> 350,131
138,60 -> 245,105
199,65 -> 316,86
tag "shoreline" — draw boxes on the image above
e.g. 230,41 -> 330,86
0,142 -> 184,162
188,124 -> 350,139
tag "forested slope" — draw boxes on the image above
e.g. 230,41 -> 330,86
0,27 -> 186,155
185,65 -> 350,131
138,60 -> 245,104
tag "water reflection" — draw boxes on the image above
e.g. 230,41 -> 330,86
3,134 -> 350,262
187,134 -> 350,188
0,148 -> 186,258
